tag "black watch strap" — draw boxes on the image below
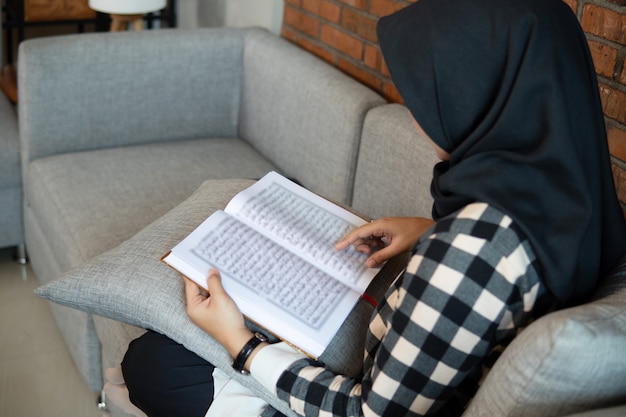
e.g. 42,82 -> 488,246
232,332 -> 268,375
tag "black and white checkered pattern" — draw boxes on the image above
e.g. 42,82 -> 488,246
262,203 -> 552,417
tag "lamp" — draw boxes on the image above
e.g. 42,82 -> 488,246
89,0 -> 166,31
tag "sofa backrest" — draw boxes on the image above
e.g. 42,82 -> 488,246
19,28 -> 248,164
351,104 -> 439,219
238,28 -> 385,205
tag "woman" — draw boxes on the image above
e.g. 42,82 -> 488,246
121,0 -> 626,416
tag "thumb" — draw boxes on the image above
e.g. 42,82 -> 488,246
206,268 -> 227,297
366,243 -> 400,267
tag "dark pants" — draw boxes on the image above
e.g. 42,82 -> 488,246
121,331 -> 215,417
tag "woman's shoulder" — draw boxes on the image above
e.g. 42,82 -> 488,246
416,202 -> 539,276
427,202 -> 524,248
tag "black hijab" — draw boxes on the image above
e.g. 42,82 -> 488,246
377,0 -> 626,305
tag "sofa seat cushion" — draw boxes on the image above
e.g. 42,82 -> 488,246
25,138 -> 277,279
463,257 -> 626,417
92,315 -> 147,370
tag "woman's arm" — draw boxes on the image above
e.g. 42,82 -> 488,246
268,205 -> 548,417
184,206 -> 547,416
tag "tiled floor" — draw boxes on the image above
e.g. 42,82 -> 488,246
0,247 -> 106,417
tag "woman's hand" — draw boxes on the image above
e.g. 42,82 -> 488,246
335,217 -> 435,267
184,269 -> 255,360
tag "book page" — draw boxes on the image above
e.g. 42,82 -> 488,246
165,210 -> 361,356
224,172 -> 378,291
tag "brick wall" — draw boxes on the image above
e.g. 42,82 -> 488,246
281,0 -> 626,210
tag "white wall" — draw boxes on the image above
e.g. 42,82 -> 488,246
178,0 -> 284,34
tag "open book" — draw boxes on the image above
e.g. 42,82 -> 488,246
162,171 -> 380,358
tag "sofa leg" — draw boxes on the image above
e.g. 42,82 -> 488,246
97,390 -> 108,411
14,243 -> 28,265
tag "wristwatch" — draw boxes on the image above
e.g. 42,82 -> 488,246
232,332 -> 268,375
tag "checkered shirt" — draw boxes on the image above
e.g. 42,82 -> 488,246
261,202 -> 552,417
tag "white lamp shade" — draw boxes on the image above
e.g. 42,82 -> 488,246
89,0 -> 166,14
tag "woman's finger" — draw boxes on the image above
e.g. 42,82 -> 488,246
336,222 -> 381,250
183,276 -> 207,309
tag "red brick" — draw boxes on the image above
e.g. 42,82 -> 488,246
377,47 -> 392,78
608,127 -> 626,162
281,26 -> 299,43
370,0 -> 410,17
298,38 -> 336,64
336,0 -> 367,10
302,0 -> 341,24
381,81 -> 403,104
612,164 -> 626,204
364,44 -> 384,72
281,0 -> 626,124
284,6 -> 321,38
587,40 -> 618,78
582,5 -> 626,45
337,58 -> 382,91
599,84 -> 626,125
342,8 -> 378,42
619,57 -> 626,85
320,25 -> 363,60
301,0 -> 316,13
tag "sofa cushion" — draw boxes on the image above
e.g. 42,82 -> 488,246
19,28 -> 247,163
463,257 -> 626,417
92,316 -> 147,371
35,179 -> 405,417
25,138 -> 277,279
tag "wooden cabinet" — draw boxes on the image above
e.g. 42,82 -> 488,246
22,0 -> 96,22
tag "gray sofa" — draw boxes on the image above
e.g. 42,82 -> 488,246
17,28 -> 626,417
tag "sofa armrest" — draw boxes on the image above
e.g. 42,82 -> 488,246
0,92 -> 19,188
18,28 -> 249,164
463,258 -> 626,417
0,91 -> 22,249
